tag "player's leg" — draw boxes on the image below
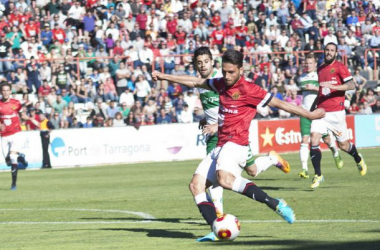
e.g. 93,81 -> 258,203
9,133 -> 25,190
2,136 -> 17,190
9,150 -> 18,190
190,150 -> 219,242
216,142 -> 295,224
299,116 -> 311,178
245,147 -> 289,177
310,117 -> 329,189
328,111 -> 367,176
338,140 -> 367,175
322,133 -> 343,169
205,135 -> 223,217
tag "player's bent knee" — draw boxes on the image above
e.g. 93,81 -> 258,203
189,175 -> 206,196
216,171 -> 235,190
338,141 -> 350,152
245,166 -> 257,177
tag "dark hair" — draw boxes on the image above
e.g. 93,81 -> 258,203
222,49 -> 244,68
0,82 -> 12,91
193,46 -> 213,64
325,42 -> 338,52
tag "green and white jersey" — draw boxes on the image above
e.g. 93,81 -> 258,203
198,70 -> 222,125
299,71 -> 319,110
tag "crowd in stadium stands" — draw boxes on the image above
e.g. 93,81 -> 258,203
1,0 -> 380,129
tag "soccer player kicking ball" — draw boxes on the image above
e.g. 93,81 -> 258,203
309,43 -> 368,189
152,50 -> 325,242
194,47 -> 291,242
298,54 -> 343,179
0,83 -> 31,190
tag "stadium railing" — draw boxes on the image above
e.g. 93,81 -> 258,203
364,48 -> 380,80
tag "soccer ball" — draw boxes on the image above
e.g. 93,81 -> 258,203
212,214 -> 241,241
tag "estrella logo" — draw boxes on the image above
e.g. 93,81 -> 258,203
51,137 -> 66,157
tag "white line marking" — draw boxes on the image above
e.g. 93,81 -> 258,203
0,208 -> 155,220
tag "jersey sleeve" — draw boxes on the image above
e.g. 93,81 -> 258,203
16,100 -> 22,112
246,84 -> 273,107
207,77 -> 224,93
339,63 -> 353,84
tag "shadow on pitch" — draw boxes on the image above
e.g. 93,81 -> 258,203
80,217 -> 205,225
209,239 -> 380,250
101,228 -> 195,239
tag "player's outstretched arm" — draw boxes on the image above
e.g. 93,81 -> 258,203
152,71 -> 211,90
320,80 -> 356,91
268,97 -> 325,120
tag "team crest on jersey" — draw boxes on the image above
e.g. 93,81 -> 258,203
330,68 -> 335,74
232,92 -> 240,100
12,106 -> 16,110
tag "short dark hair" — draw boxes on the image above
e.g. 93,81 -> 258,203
325,42 -> 338,52
193,46 -> 213,64
0,82 -> 12,91
222,49 -> 244,68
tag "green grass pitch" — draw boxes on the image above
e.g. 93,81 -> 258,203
0,148 -> 379,250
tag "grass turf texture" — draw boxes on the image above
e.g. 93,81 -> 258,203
0,148 -> 379,250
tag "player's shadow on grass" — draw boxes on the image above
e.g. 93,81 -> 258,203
211,239 -> 380,250
101,228 -> 195,239
260,186 -> 305,191
81,217 -> 205,225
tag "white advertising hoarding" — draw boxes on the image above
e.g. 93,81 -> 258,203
0,121 -> 259,170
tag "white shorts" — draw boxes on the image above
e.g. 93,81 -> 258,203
195,142 -> 248,185
1,133 -> 23,158
310,110 -> 348,142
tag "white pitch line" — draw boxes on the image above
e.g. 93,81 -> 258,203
0,208 -> 155,220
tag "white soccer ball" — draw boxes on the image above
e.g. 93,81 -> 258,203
212,214 -> 241,241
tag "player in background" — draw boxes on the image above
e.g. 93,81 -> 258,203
0,83 -> 31,190
152,50 -> 325,242
309,43 -> 367,189
194,47 -> 291,242
298,54 -> 343,179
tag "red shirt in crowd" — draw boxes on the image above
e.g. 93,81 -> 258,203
211,15 -> 221,27
305,0 -> 317,10
38,85 -> 52,97
8,13 -> 21,26
52,28 -> 66,43
25,22 -> 40,38
167,19 -> 178,35
25,114 -> 40,130
211,29 -> 225,45
235,25 -> 248,40
136,13 -> 148,30
113,46 -> 124,56
174,31 -> 186,45
0,99 -> 22,137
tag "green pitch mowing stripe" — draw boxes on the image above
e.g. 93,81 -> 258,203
0,148 -> 379,250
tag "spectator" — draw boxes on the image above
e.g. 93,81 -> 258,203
135,74 -> 152,105
156,108 -> 171,124
178,103 -> 193,123
113,112 -> 126,127
359,101 -> 372,114
0,33 -> 13,75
